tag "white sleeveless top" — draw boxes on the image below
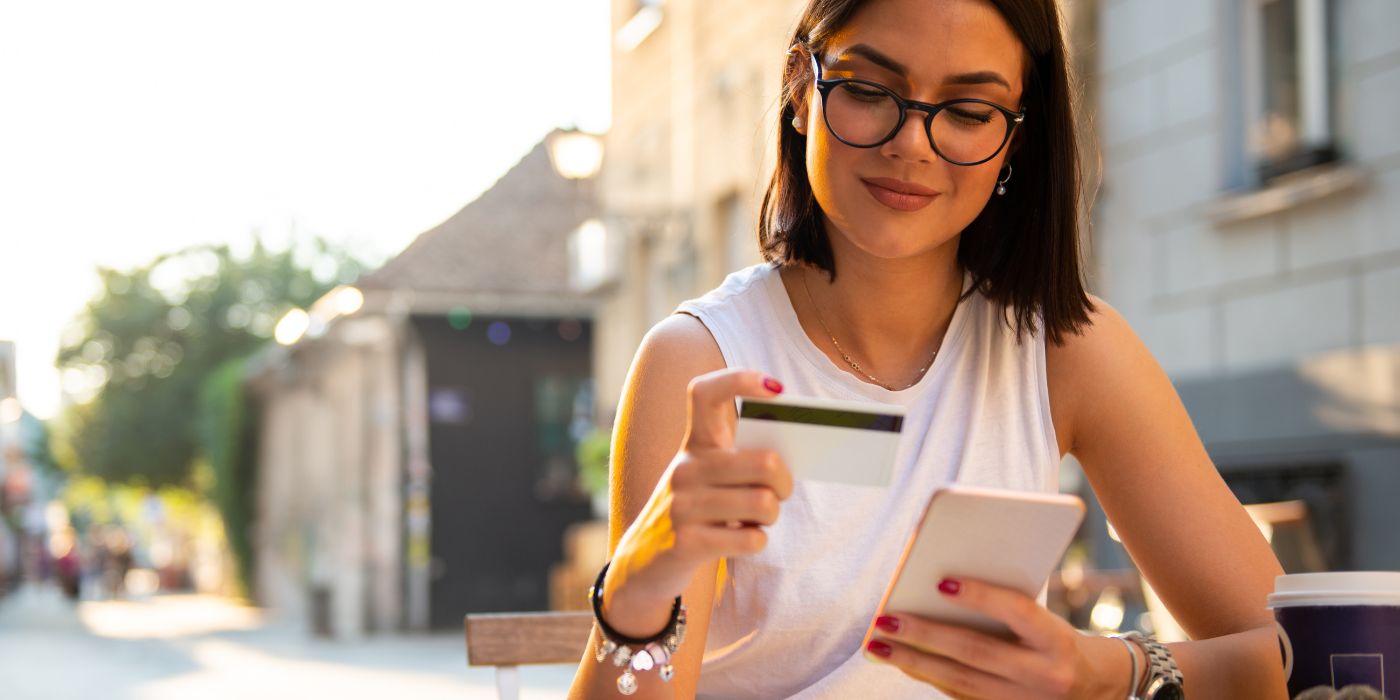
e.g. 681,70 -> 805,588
674,262 -> 1061,699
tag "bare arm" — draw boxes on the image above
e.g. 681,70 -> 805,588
1048,299 -> 1286,698
569,314 -> 789,699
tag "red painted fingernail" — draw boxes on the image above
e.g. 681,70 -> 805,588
866,639 -> 892,658
763,377 -> 783,394
875,615 -> 901,633
938,578 -> 962,595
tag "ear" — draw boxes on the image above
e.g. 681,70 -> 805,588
1006,124 -> 1025,157
785,47 -> 814,136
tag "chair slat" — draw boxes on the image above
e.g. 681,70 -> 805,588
465,611 -> 594,666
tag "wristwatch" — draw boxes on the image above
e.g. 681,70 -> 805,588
1123,631 -> 1185,700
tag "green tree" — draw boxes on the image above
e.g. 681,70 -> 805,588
199,355 -> 258,594
55,237 -> 364,486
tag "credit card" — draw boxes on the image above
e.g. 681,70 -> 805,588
733,394 -> 904,487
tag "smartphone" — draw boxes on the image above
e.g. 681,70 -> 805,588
865,484 -> 1085,643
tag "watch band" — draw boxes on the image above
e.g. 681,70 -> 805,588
1123,631 -> 1185,698
1111,635 -> 1144,700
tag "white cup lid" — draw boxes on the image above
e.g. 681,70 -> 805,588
1268,571 -> 1400,608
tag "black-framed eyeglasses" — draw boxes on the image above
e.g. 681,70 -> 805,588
808,53 -> 1025,166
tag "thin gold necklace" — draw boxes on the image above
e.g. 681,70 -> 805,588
800,267 -> 938,392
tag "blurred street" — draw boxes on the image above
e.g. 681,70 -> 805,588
0,586 -> 575,700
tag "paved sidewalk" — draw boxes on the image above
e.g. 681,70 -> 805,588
0,585 -> 576,700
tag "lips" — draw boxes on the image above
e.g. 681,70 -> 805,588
861,177 -> 940,212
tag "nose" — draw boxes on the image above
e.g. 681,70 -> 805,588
879,109 -> 935,163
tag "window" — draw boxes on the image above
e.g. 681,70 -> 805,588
616,0 -> 664,52
567,218 -> 621,291
1245,0 -> 1337,183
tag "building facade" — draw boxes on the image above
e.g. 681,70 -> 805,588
1092,0 -> 1400,571
590,0 -> 808,418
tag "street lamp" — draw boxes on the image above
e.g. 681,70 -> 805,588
547,129 -> 604,180
548,130 -> 614,291
275,308 -> 311,346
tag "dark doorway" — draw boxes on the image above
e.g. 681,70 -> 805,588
414,314 -> 594,628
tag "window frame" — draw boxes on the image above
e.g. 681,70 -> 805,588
1239,0 -> 1339,185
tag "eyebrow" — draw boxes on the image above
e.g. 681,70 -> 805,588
837,43 -> 1013,92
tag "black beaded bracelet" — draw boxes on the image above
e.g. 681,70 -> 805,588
589,561 -> 687,695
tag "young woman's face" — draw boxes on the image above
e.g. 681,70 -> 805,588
796,0 -> 1026,261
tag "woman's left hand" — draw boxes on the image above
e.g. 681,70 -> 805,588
865,577 -> 1124,699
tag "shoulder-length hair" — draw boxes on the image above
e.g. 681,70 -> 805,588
759,0 -> 1094,344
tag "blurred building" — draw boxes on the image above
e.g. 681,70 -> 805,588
247,131 -> 598,636
0,342 -> 13,402
586,0 -> 807,417
1091,0 -> 1400,571
0,342 -> 61,593
0,341 -> 19,590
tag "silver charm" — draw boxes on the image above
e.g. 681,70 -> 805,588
617,671 -> 638,695
595,644 -> 608,663
659,664 -> 674,682
612,644 -> 633,667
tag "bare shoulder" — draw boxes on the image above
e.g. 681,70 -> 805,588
639,312 -> 727,377
1044,295 -> 1166,455
611,313 -> 727,529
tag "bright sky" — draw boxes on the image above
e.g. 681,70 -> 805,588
0,0 -> 612,419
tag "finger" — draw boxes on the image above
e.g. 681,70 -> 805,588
700,449 -> 793,500
684,369 -> 783,450
674,486 -> 782,527
865,637 -> 1023,700
931,577 -> 1062,649
676,522 -> 769,558
873,612 -> 1059,685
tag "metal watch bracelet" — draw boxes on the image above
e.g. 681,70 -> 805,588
1123,631 -> 1185,700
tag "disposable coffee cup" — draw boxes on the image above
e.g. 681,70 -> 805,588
1268,572 -> 1400,697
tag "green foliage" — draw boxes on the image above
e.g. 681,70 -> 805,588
198,357 -> 257,595
55,237 -> 363,487
575,426 -> 611,497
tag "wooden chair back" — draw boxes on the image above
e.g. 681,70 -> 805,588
465,611 -> 593,700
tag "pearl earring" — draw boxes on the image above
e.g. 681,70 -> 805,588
996,165 -> 1013,196
792,116 -> 803,129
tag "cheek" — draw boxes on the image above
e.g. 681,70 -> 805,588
948,164 -> 1002,213
805,130 -> 850,223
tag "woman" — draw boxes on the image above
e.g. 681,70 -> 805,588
569,0 -> 1287,697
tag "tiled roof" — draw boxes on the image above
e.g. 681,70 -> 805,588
358,130 -> 599,298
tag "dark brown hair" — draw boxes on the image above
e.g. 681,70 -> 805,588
759,0 -> 1093,344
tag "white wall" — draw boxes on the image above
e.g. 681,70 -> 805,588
1094,0 -> 1400,379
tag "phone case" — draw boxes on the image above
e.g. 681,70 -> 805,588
864,484 -> 1086,644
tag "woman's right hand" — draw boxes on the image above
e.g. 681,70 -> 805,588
601,369 -> 794,638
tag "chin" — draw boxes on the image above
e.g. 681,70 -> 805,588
827,207 -> 957,261
839,225 -> 945,260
